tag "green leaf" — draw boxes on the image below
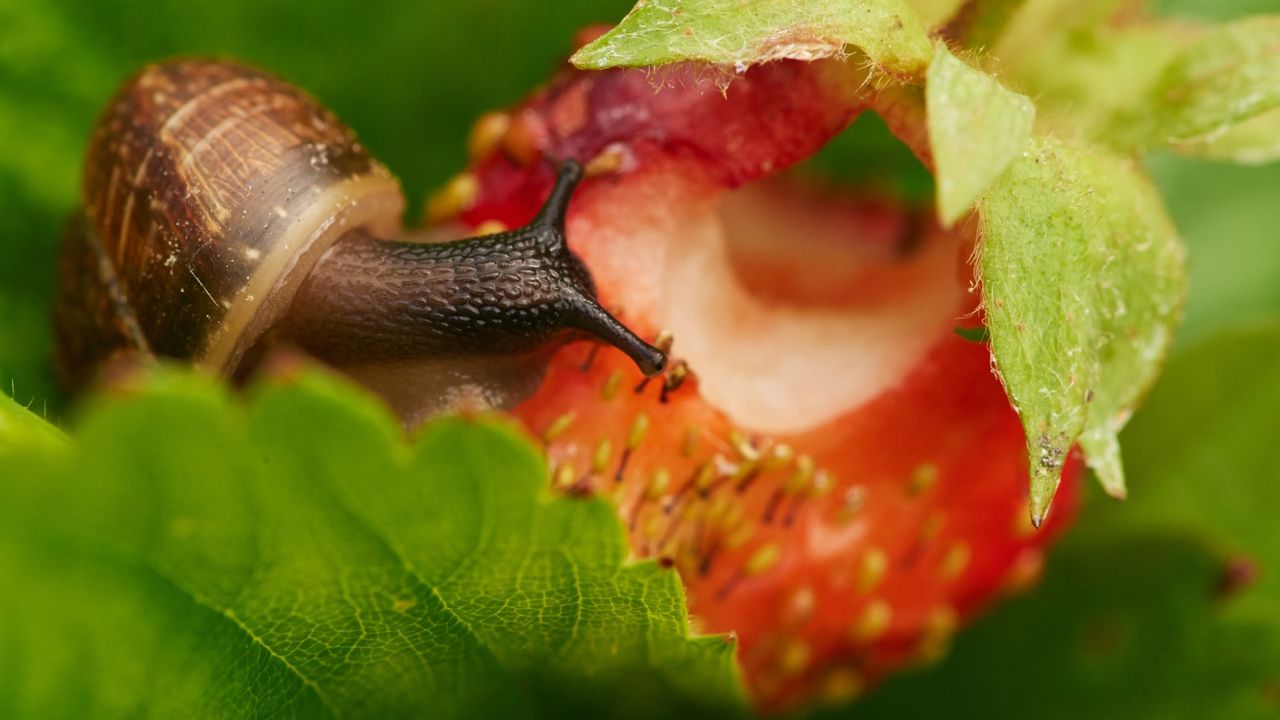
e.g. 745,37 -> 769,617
925,43 -> 1034,226
1150,16 -> 1280,162
995,0 -> 1151,70
0,370 -> 744,718
571,0 -> 933,76
993,5 -> 1280,162
1003,21 -> 1191,145
979,137 -> 1186,522
1174,108 -> 1280,163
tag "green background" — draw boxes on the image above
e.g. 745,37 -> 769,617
2,0 -> 1279,717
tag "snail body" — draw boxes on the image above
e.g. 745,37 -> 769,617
55,60 -> 664,421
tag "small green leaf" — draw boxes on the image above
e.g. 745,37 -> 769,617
0,370 -> 744,718
926,43 -> 1035,226
1175,107 -> 1280,163
993,5 -> 1280,162
1002,22 -> 1190,145
1150,16 -> 1280,162
571,0 -> 933,76
979,137 -> 1186,522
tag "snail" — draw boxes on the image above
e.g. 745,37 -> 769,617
53,59 -> 666,423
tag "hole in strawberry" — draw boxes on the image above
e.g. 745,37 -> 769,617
660,175 -> 967,434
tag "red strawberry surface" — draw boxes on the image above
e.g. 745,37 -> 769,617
443,47 -> 1082,712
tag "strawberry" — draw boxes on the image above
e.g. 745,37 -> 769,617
438,46 -> 1082,711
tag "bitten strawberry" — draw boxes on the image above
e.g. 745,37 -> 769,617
439,46 -> 1081,711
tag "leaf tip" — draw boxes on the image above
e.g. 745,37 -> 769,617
1028,487 -> 1055,529
569,44 -> 605,70
1028,447 -> 1066,529
936,190 -> 967,229
1081,428 -> 1129,501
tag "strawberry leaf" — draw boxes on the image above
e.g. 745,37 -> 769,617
0,370 -> 744,717
571,0 -> 933,76
979,137 -> 1186,523
1149,16 -> 1280,163
925,43 -> 1034,226
1004,12 -> 1280,162
1001,20 -> 1191,146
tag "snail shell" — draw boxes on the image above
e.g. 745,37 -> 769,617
55,60 -> 402,391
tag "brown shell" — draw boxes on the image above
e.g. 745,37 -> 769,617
54,59 -> 404,392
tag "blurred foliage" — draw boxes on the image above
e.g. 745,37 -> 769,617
1141,16 -> 1280,162
1148,154 -> 1280,348
845,532 -> 1280,718
1102,325 -> 1280,612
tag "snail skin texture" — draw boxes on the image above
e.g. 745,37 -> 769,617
54,59 -> 665,423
